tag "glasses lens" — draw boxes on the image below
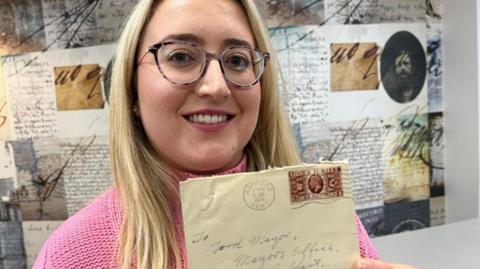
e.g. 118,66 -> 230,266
157,43 -> 205,84
222,47 -> 265,87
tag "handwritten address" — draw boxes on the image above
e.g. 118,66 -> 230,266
190,230 -> 341,269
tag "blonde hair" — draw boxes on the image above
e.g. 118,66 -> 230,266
109,0 -> 300,268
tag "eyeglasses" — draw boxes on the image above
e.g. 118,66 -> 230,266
139,41 -> 270,88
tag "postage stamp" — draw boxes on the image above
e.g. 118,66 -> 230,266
289,166 -> 344,203
243,179 -> 275,211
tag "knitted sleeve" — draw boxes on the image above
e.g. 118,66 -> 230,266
355,214 -> 379,259
31,189 -> 122,269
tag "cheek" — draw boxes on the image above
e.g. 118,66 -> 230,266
252,93 -> 262,124
135,70 -> 186,145
137,66 -> 163,103
137,67 -> 178,114
239,85 -> 262,130
251,85 -> 262,118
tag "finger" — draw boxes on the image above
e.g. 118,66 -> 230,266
353,258 -> 419,269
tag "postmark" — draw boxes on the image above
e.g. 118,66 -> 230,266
243,179 -> 275,211
392,219 -> 425,233
289,166 -> 344,203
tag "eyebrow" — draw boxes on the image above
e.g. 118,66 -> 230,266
159,34 -> 254,48
160,33 -> 201,43
223,38 -> 254,48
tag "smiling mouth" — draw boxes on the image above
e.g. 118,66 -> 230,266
184,114 -> 235,124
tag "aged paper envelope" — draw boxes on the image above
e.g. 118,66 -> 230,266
180,162 -> 360,269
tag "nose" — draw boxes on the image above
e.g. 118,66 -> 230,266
194,59 -> 231,100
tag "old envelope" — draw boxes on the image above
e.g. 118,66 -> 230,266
180,162 -> 360,269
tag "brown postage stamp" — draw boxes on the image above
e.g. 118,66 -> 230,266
289,166 -> 344,203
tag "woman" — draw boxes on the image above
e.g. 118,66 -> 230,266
33,0 -> 418,268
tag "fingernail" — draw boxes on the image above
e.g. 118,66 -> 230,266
358,259 -> 373,269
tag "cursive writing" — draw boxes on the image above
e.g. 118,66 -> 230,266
189,229 -> 341,268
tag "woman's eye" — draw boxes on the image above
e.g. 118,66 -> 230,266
168,51 -> 194,63
225,55 -> 250,70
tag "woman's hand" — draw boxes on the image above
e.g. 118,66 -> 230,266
353,258 -> 419,269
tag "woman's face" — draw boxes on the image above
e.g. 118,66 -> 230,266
136,0 -> 261,174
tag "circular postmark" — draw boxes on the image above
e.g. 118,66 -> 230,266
391,219 -> 425,233
243,179 -> 275,211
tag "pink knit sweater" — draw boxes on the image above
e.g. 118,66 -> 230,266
33,161 -> 378,268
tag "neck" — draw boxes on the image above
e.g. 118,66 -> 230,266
176,155 -> 247,181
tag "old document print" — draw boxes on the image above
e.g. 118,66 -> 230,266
54,64 -> 104,111
181,163 -> 360,269
330,42 -> 380,91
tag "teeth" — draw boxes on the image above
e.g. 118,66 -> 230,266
188,114 -> 229,124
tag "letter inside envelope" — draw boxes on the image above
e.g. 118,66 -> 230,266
180,162 -> 360,269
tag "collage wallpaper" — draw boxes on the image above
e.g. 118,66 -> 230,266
0,0 -> 444,268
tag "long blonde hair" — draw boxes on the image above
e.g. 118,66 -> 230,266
109,0 -> 301,268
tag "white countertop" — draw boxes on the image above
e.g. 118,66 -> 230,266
372,218 -> 480,269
